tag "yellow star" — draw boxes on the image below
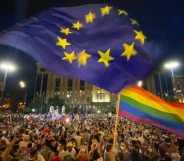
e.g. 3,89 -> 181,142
118,10 -> 128,16
121,43 -> 137,61
56,36 -> 71,49
134,30 -> 147,45
60,28 -> 72,36
85,11 -> 96,23
101,5 -> 112,16
130,19 -> 140,26
72,21 -> 83,30
77,49 -> 91,66
98,48 -> 114,67
62,51 -> 77,64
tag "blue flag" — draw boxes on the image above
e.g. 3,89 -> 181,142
0,4 -> 161,93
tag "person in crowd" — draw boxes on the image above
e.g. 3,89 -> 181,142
74,131 -> 82,153
76,144 -> 88,161
104,143 -> 113,161
0,113 -> 183,161
29,149 -> 45,161
65,142 -> 76,159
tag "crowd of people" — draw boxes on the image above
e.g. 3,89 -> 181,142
0,113 -> 184,161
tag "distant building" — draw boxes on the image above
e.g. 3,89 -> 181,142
34,65 -> 118,113
34,64 -> 157,113
174,75 -> 184,103
147,71 -> 184,103
35,64 -> 92,104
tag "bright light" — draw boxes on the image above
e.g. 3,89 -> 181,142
0,62 -> 17,72
32,108 -> 35,112
19,81 -> 26,88
65,118 -> 70,123
164,61 -> 180,69
66,94 -> 70,98
137,81 -> 143,87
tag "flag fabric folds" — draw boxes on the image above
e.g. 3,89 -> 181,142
119,85 -> 184,138
0,4 -> 160,93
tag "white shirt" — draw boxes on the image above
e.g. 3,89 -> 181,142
67,148 -> 76,159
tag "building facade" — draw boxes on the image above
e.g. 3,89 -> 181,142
174,75 -> 184,103
34,64 -> 157,113
35,65 -> 92,103
34,65 -> 117,112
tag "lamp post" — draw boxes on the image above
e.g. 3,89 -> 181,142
19,81 -> 27,110
0,62 -> 16,105
164,61 -> 180,101
164,61 -> 180,89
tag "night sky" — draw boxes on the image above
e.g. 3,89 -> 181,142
0,0 -> 183,107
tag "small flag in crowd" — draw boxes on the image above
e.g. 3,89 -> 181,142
119,85 -> 184,138
0,4 -> 161,93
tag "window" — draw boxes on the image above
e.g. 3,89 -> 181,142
68,78 -> 73,91
54,78 -> 60,94
42,74 -> 48,96
100,94 -> 103,100
40,68 -> 46,72
55,78 -> 60,87
80,80 -> 85,90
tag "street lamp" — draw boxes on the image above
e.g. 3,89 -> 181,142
19,81 -> 26,88
164,61 -> 180,89
137,81 -> 143,87
0,62 -> 17,105
164,61 -> 180,101
19,81 -> 27,109
164,61 -> 180,77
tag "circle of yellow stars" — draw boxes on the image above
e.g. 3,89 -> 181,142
56,5 -> 147,68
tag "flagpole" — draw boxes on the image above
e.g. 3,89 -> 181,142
113,93 -> 121,148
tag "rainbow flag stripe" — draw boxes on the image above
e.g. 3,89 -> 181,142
119,85 -> 184,138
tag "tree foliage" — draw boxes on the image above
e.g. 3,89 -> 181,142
29,96 -> 43,113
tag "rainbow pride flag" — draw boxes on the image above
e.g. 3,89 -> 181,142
119,85 -> 184,138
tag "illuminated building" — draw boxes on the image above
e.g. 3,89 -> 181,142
34,64 -> 156,113
174,75 -> 184,103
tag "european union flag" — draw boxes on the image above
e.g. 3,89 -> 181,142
0,4 -> 161,93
